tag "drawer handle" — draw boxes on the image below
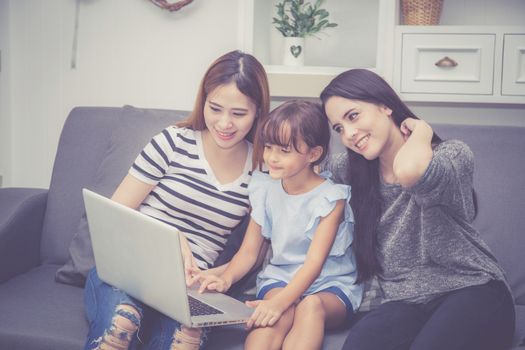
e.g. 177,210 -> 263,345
435,56 -> 458,68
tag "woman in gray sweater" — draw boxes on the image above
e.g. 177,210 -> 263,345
320,69 -> 515,350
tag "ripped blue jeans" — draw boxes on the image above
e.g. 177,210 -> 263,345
84,268 -> 197,350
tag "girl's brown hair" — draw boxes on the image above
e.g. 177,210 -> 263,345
255,100 -> 330,170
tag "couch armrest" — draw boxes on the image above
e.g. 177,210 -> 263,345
0,188 -> 48,283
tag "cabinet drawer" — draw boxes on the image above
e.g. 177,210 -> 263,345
502,34 -> 525,96
401,34 -> 495,94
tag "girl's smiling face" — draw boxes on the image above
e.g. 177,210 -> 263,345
262,123 -> 321,181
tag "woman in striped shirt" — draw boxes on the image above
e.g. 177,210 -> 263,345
83,50 -> 270,350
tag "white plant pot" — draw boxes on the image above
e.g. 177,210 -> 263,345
282,37 -> 305,66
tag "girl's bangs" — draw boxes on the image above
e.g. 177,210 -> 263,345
262,117 -> 298,150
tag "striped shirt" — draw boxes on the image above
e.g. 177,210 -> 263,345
129,126 -> 253,269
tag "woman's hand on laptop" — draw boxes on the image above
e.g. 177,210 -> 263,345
186,266 -> 203,288
179,234 -> 201,286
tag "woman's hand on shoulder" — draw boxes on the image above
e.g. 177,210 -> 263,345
399,118 -> 433,142
394,118 -> 434,187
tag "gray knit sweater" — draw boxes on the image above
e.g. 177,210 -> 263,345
325,140 -> 507,304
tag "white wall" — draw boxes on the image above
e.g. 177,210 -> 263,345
440,0 -> 525,25
2,0 -> 524,189
0,0 -> 10,188
4,0 -> 240,188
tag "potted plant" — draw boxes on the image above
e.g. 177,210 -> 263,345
272,0 -> 338,66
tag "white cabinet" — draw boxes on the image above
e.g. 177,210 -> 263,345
395,26 -> 525,103
502,34 -> 525,96
400,33 -> 495,95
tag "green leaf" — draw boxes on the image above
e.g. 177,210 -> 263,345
273,0 -> 337,38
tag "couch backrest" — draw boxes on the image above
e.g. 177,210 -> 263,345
432,123 -> 525,305
40,106 -> 189,264
40,107 -> 120,264
41,107 -> 525,304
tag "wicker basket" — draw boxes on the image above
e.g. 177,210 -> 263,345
401,0 -> 444,25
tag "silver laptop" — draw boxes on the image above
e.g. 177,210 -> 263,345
83,188 -> 253,327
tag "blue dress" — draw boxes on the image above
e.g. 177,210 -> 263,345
249,171 -> 363,312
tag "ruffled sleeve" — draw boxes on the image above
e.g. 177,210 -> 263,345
305,180 -> 354,256
248,171 -> 273,239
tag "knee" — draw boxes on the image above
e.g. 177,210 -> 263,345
93,304 -> 141,350
295,295 -> 326,319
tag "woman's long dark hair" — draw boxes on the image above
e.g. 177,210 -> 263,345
320,69 -> 443,283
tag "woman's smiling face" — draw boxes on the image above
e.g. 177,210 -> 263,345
203,82 -> 257,151
324,96 -> 394,160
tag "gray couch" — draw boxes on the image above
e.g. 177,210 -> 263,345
0,106 -> 523,350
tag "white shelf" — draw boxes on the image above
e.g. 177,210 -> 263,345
238,0 -> 396,98
239,0 -> 525,104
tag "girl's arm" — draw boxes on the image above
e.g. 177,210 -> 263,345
203,236 -> 269,276
247,200 -> 344,329
198,218 -> 265,293
393,118 -> 434,187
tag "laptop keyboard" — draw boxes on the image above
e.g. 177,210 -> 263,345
188,295 -> 224,316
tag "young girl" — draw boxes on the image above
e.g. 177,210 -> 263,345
320,69 -> 515,350
83,50 -> 270,350
197,100 -> 363,350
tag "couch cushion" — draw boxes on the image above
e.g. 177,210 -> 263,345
512,305 -> 525,349
205,319 -> 351,350
56,106 -> 189,286
41,107 -> 122,264
0,264 -> 86,350
2,266 -> 518,350
432,124 -> 525,305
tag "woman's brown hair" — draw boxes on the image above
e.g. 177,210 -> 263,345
177,50 -> 270,168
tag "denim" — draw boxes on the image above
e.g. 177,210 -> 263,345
84,268 -> 184,350
342,280 -> 515,350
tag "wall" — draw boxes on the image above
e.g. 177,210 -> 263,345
3,0 -> 239,188
2,0 -> 524,189
439,0 -> 525,25
0,0 -> 10,188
